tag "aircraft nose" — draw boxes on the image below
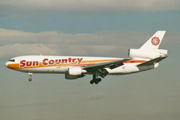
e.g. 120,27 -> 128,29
5,62 -> 8,67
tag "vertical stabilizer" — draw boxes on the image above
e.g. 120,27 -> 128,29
140,31 -> 166,50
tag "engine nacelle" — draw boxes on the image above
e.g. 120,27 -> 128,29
68,67 -> 82,76
128,49 -> 167,59
65,73 -> 85,80
65,67 -> 86,80
65,73 -> 78,79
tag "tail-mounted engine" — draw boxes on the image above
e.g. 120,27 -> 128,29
128,49 -> 168,59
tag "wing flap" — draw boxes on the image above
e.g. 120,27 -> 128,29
83,58 -> 130,72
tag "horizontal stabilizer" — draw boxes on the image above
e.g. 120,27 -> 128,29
137,56 -> 167,67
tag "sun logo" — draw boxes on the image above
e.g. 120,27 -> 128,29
151,37 -> 160,46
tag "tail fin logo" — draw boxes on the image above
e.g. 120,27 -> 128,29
151,37 -> 160,46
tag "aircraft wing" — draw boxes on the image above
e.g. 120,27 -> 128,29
137,55 -> 167,67
83,58 -> 130,72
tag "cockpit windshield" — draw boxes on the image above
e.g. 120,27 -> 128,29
9,59 -> 15,62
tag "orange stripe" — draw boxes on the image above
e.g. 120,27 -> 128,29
7,64 -> 20,69
124,60 -> 147,63
7,59 -> 147,69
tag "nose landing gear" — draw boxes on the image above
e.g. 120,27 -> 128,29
28,73 -> 32,82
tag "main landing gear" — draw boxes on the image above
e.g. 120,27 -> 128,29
28,73 -> 32,82
90,69 -> 108,84
90,74 -> 102,84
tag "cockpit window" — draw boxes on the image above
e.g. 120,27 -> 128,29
9,59 -> 15,62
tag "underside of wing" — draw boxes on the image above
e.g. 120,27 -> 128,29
83,58 -> 130,71
82,58 -> 130,77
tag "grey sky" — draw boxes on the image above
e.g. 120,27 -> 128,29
0,0 -> 180,15
0,29 -> 178,58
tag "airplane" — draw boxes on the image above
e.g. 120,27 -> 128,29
5,31 -> 168,84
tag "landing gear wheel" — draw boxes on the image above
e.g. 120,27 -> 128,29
94,80 -> 99,84
95,78 -> 101,84
90,78 -> 102,84
97,78 -> 102,82
28,73 -> 33,82
90,80 -> 94,84
28,78 -> 32,82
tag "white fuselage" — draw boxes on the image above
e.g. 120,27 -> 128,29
5,55 -> 155,75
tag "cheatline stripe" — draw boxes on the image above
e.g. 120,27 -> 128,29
7,59 -> 147,69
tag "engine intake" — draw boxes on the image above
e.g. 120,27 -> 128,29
65,67 -> 86,80
68,67 -> 82,76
